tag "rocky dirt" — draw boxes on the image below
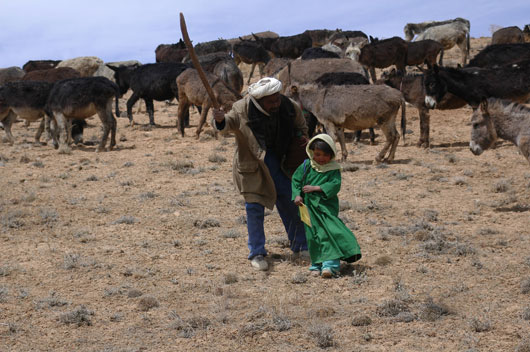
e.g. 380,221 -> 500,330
1,37 -> 530,351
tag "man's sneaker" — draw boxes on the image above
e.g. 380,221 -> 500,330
251,255 -> 268,271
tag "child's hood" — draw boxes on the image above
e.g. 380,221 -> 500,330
306,133 -> 341,173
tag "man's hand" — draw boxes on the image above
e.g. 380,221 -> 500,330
302,185 -> 321,193
294,195 -> 303,206
213,108 -> 225,123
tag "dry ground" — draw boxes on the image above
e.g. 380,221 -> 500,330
1,37 -> 530,352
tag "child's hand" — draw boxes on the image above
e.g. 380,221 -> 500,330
294,195 -> 303,206
303,185 -> 321,193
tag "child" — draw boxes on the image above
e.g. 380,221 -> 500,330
292,134 -> 362,278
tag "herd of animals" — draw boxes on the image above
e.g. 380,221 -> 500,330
1,19 -> 530,164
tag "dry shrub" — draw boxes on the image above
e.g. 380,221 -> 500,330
522,307 -> 530,321
208,153 -> 227,163
516,338 -> 530,352
138,295 -> 159,311
493,179 -> 511,193
127,289 -> 143,298
291,271 -> 307,284
194,218 -> 220,229
223,273 -> 238,284
374,255 -> 392,266
351,314 -> 372,326
112,216 -> 137,225
395,312 -> 415,323
521,278 -> 530,294
419,297 -> 451,321
376,299 -> 410,317
59,305 -> 93,326
469,317 -> 491,332
308,324 -> 335,348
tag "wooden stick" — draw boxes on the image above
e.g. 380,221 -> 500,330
179,12 -> 220,109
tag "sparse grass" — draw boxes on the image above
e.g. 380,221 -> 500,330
493,179 -> 511,193
521,278 -> 530,294
339,200 -> 352,211
169,312 -> 211,338
221,229 -> 241,239
223,273 -> 238,284
122,161 -> 134,167
469,317 -> 492,332
127,288 -> 143,298
193,218 -> 220,229
376,298 -> 410,317
476,227 -> 499,236
59,305 -> 93,326
138,191 -> 157,200
0,286 -> 8,302
451,176 -> 468,186
85,175 -> 98,181
351,314 -> 372,326
308,324 -> 335,348
291,272 -> 308,284
112,216 -> 138,225
374,255 -> 392,266
522,307 -> 530,321
37,291 -> 69,308
166,160 -> 194,173
419,297 -> 450,321
2,210 -> 25,229
39,208 -> 58,224
32,160 -> 44,168
0,265 -> 13,277
208,153 -> 227,163
341,163 -> 359,172
515,338 -> 530,352
138,295 -> 159,311
63,253 -> 81,269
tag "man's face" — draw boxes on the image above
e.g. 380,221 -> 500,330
258,93 -> 281,114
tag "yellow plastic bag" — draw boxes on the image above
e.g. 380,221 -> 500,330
299,203 -> 311,227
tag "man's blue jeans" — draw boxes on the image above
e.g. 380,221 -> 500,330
245,152 -> 307,259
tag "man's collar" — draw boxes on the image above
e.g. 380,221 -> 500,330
249,95 -> 270,116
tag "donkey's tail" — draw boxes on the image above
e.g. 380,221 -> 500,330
400,96 -> 406,144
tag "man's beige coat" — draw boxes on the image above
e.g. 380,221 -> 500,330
212,95 -> 308,209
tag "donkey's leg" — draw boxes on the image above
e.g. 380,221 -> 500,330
196,103 -> 210,139
369,67 -> 377,84
55,112 -> 71,154
323,121 -> 345,161
384,114 -> 400,162
34,118 -> 45,145
247,63 -> 256,85
376,117 -> 399,163
417,107 -> 430,148
336,127 -> 348,162
1,111 -> 17,145
96,108 -> 110,152
126,93 -> 141,126
145,99 -> 155,125
176,97 -> 190,137
107,100 -> 117,150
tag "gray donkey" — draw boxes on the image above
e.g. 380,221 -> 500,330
470,98 -> 530,164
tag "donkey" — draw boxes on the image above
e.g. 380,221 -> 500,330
289,83 -> 405,162
379,69 -> 466,148
415,21 -> 470,65
470,98 -> 530,164
232,39 -> 271,84
357,36 -> 408,83
175,68 -> 241,138
46,77 -> 120,154
0,81 -> 54,145
424,61 -> 530,109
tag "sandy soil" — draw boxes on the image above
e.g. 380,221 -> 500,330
1,37 -> 530,352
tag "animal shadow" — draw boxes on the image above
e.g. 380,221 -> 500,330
494,204 -> 530,213
340,263 -> 370,277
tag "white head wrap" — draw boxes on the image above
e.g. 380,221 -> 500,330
248,77 -> 282,99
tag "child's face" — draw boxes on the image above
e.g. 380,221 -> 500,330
313,148 -> 332,165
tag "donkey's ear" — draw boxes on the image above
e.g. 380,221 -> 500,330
480,99 -> 488,113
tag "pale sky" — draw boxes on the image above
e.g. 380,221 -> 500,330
0,0 -> 528,68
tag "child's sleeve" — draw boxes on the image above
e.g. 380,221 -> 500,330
291,162 -> 305,200
319,170 -> 342,198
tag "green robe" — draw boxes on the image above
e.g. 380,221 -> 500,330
292,161 -> 362,264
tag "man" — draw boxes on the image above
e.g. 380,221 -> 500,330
212,77 -> 309,271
